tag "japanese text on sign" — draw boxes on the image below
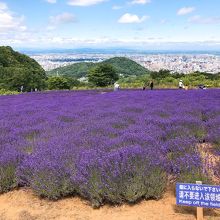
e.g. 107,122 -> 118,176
176,183 -> 220,208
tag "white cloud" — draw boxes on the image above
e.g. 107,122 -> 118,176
118,13 -> 149,23
67,0 -> 106,6
49,12 -> 77,25
2,33 -> 220,50
112,5 -> 122,10
130,0 -> 151,5
177,7 -> 195,16
0,1 -> 27,32
47,12 -> 77,30
188,15 -> 220,24
46,0 -> 57,3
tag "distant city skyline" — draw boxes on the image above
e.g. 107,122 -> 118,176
1,0 -> 220,50
31,52 -> 220,74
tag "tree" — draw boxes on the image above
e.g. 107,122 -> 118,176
47,76 -> 70,90
88,64 -> 119,87
150,69 -> 171,80
63,75 -> 80,88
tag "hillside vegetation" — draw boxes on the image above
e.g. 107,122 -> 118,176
103,57 -> 149,77
47,62 -> 95,78
118,69 -> 220,88
0,46 -> 46,91
0,46 -> 219,92
47,57 -> 149,78
47,57 -> 220,89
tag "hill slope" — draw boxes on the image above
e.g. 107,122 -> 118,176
47,62 -> 95,78
0,46 -> 44,70
0,46 -> 46,91
103,57 -> 149,77
47,57 -> 149,78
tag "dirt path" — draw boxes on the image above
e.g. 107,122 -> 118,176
0,189 -> 219,220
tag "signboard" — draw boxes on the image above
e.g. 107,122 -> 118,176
176,183 -> 220,209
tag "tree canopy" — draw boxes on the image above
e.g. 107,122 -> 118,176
47,76 -> 71,90
0,46 -> 46,91
88,63 -> 119,87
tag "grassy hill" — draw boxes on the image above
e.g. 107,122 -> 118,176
47,57 -> 149,78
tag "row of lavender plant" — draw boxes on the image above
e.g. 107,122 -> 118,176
0,89 -> 219,207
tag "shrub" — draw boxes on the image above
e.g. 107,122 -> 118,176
0,89 -> 219,208
0,89 -> 19,95
207,127 -> 220,152
177,169 -> 211,185
163,137 -> 202,175
74,146 -> 167,207
0,164 -> 18,193
0,148 -> 23,193
30,166 -> 74,200
47,76 -> 70,90
18,149 -> 75,200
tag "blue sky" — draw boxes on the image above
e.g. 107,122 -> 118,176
0,0 -> 220,50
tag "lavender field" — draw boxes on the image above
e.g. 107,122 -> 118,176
0,89 -> 219,207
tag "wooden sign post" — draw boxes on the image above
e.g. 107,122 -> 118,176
196,181 -> 203,220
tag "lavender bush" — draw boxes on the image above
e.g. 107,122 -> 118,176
73,146 -> 166,207
0,146 -> 24,193
0,89 -> 219,206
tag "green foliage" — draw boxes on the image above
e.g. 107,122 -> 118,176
0,165 -> 17,193
150,69 -> 171,80
63,75 -> 81,88
77,159 -> 167,208
47,76 -> 71,90
31,170 -> 74,200
47,62 -> 95,78
144,168 -> 167,200
182,72 -> 220,87
171,169 -> 212,195
48,57 -> 220,89
149,69 -> 220,88
0,46 -> 46,91
88,63 -> 119,87
48,57 -> 149,79
0,89 -> 19,95
118,74 -> 151,88
46,75 -> 81,90
118,70 -> 220,89
176,169 -> 211,187
87,166 -> 166,207
103,57 -> 149,77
